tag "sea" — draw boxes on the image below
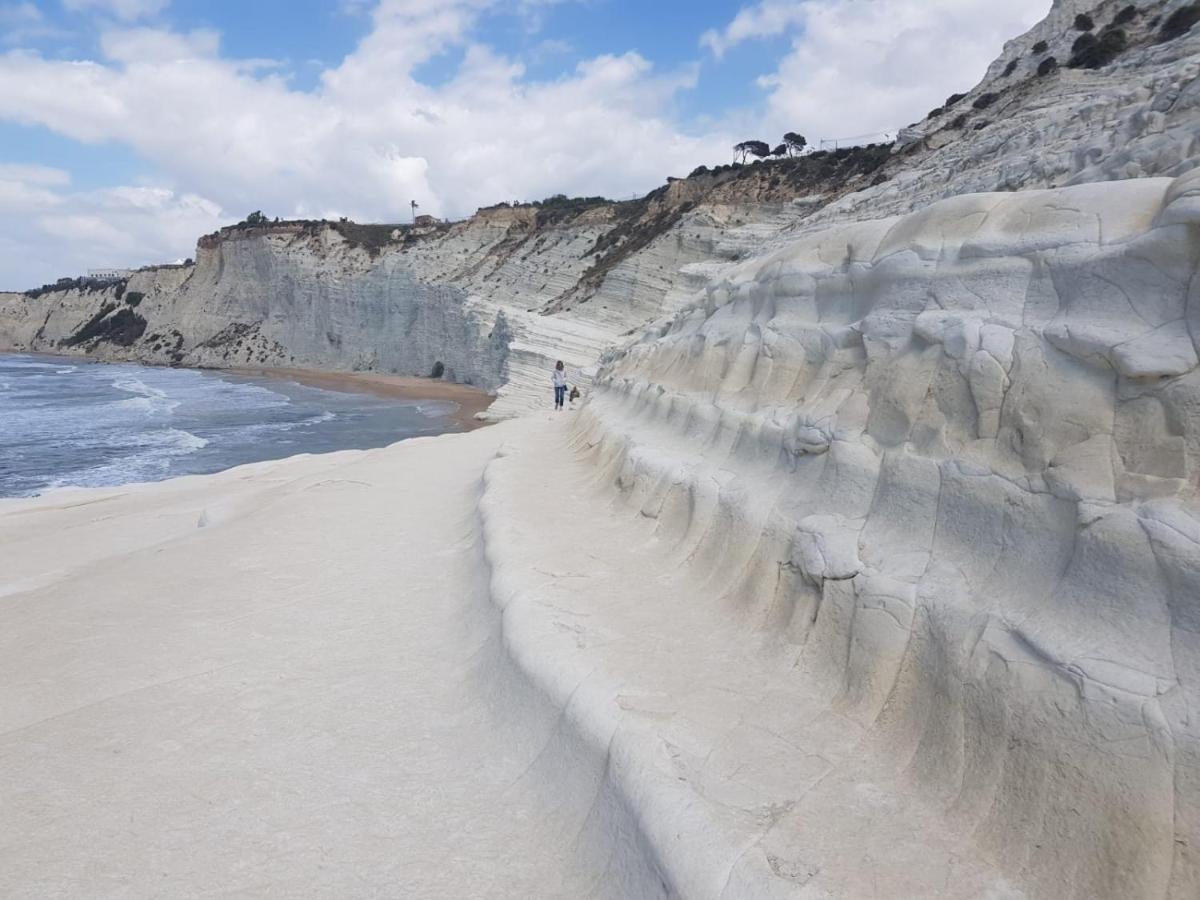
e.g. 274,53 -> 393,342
0,353 -> 461,498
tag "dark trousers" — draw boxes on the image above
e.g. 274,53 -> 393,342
554,385 -> 566,408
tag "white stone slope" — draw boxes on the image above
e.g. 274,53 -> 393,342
562,167 -> 1200,898
4,171 -> 1200,899
0,426 -> 681,899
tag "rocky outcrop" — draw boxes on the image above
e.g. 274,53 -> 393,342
0,232 -> 511,389
570,168 -> 1200,898
801,0 -> 1200,235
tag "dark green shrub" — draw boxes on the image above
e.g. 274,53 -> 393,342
1002,59 -> 1019,76
101,308 -> 147,346
430,361 -> 445,378
1074,13 -> 1094,30
61,305 -> 147,347
1159,2 -> 1200,41
25,277 -> 92,298
950,114 -> 968,129
62,304 -> 114,345
927,106 -> 944,118
689,165 -> 709,178
944,91 -> 967,108
125,291 -> 144,307
972,92 -> 998,109
1032,39 -> 1048,53
1069,28 -> 1127,67
332,221 -> 408,255
1113,5 -> 1138,26
1038,56 -> 1059,76
537,193 -> 610,208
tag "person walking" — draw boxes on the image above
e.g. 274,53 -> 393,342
552,360 -> 568,410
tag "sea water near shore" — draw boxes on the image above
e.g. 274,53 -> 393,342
0,353 -> 463,497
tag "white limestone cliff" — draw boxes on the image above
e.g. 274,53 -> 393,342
801,0 -> 1200,236
558,168 -> 1200,897
1,4 -> 1191,424
3,3 -> 1200,897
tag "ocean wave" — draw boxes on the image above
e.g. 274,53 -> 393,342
112,376 -> 181,417
0,358 -> 64,370
1,354 -> 458,496
43,426 -> 210,490
415,401 -> 458,418
250,408 -> 336,434
294,409 -> 336,428
126,427 -> 210,451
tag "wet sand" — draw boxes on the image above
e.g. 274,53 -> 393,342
228,367 -> 495,429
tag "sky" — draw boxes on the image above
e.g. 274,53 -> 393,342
0,0 -> 1049,289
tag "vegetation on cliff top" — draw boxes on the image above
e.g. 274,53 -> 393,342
201,212 -> 448,257
24,276 -> 124,299
732,132 -> 807,163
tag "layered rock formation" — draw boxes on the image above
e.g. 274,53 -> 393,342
0,228 -> 513,391
3,2 -> 1193,421
2,3 -> 1200,897
565,168 -> 1200,897
805,0 -> 1200,233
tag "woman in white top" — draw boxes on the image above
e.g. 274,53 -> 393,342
552,360 -> 568,410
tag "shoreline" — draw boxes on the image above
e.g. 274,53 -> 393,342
225,366 -> 495,430
0,349 -> 495,431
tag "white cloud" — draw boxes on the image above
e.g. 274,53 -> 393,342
62,0 -> 170,21
0,171 -> 222,289
712,0 -> 1049,147
700,1 -> 807,59
0,1 -> 74,44
0,6 -> 723,230
0,0 -> 1057,286
0,163 -> 70,186
0,1 -> 725,286
99,26 -> 220,62
0,2 -> 40,24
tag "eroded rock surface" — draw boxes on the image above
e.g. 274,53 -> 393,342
572,169 -> 1200,898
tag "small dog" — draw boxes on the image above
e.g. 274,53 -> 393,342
568,386 -> 581,406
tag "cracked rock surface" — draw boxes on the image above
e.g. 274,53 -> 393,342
573,168 -> 1200,897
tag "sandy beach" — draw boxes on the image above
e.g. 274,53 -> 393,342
227,366 -> 496,429
0,349 -> 496,429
